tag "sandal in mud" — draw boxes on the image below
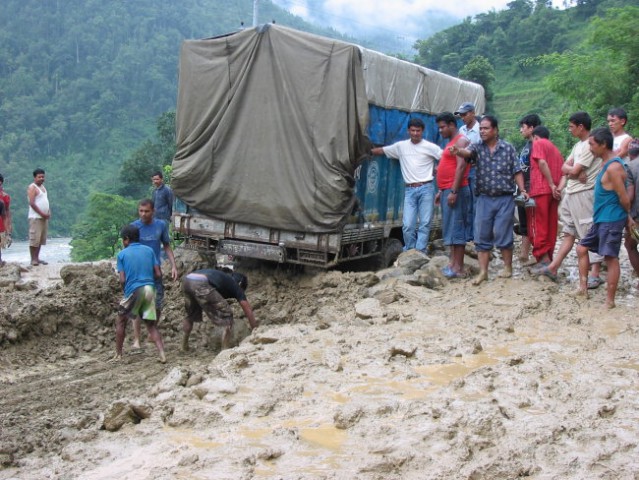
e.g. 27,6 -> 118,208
587,276 -> 603,289
441,265 -> 466,279
537,266 -> 557,282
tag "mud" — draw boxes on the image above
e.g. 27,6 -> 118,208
0,246 -> 638,479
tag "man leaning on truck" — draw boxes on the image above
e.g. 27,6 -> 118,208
371,118 -> 442,254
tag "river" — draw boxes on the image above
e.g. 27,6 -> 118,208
2,237 -> 72,264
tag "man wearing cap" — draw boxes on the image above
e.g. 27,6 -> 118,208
455,102 -> 481,238
371,118 -> 442,253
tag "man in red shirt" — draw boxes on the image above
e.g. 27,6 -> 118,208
0,173 -> 12,266
527,126 -> 564,267
435,112 -> 471,278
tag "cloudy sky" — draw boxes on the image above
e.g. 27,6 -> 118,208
272,0 -> 566,42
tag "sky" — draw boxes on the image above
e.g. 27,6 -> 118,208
271,0 -> 566,44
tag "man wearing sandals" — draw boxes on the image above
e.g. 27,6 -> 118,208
575,128 -> 631,309
27,168 -> 50,267
532,112 -> 604,288
450,115 -> 527,285
113,225 -> 166,363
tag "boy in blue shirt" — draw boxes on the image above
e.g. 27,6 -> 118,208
113,225 -> 166,363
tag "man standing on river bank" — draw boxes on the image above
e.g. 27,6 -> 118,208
0,173 -> 12,266
27,168 -> 50,267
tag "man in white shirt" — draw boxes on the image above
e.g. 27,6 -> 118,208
371,118 -> 442,253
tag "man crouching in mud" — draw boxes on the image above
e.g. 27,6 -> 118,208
181,269 -> 258,352
113,225 -> 166,363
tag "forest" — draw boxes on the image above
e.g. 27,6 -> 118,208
0,0 -> 637,260
0,0 -> 351,252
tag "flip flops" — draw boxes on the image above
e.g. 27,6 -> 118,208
441,265 -> 465,279
587,276 -> 604,289
536,265 -> 557,282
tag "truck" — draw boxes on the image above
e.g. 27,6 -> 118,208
171,24 -> 484,269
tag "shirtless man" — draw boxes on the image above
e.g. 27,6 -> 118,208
27,168 -> 50,266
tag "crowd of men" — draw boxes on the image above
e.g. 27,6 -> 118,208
1,106 -> 637,362
372,104 -> 639,309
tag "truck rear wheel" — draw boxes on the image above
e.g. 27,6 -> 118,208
380,238 -> 403,269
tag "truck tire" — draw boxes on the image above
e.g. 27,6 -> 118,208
380,238 -> 403,269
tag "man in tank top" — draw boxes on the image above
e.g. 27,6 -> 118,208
27,168 -> 50,266
576,128 -> 631,309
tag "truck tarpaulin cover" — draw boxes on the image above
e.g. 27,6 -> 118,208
172,24 -> 370,233
172,24 -> 485,233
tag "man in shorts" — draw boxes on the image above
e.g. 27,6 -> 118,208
576,128 -> 631,309
181,268 -> 258,352
114,225 -> 166,363
27,168 -> 50,266
532,112 -> 603,287
435,112 -> 471,278
130,198 -> 178,349
450,115 -> 527,285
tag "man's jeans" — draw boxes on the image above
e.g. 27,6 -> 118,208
402,182 -> 435,252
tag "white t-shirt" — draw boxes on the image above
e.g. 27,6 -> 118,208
459,121 -> 481,145
614,132 -> 631,161
383,139 -> 442,184
565,139 -> 603,194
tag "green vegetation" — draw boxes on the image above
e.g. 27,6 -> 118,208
413,0 -> 639,149
70,193 -> 138,261
0,0 -> 354,245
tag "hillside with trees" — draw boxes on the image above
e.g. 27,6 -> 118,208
413,0 -> 639,151
0,0 -> 353,245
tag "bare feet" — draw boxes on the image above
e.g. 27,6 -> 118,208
108,353 -> 123,363
573,289 -> 588,301
472,271 -> 488,286
132,340 -> 141,350
181,336 -> 190,352
498,266 -> 512,278
605,301 -> 616,309
158,351 -> 167,364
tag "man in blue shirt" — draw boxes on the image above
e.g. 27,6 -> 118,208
151,171 -> 173,223
130,198 -> 178,349
114,225 -> 166,363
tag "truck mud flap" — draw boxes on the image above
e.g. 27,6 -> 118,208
218,239 -> 285,262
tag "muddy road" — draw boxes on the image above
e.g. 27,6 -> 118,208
0,249 -> 638,479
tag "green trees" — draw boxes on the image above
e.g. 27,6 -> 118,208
542,6 -> 639,124
459,56 -> 496,101
117,112 -> 177,199
70,193 -> 138,261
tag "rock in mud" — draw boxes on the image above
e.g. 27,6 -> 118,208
355,298 -> 383,319
334,404 -> 364,429
102,400 -> 143,432
395,249 -> 430,272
